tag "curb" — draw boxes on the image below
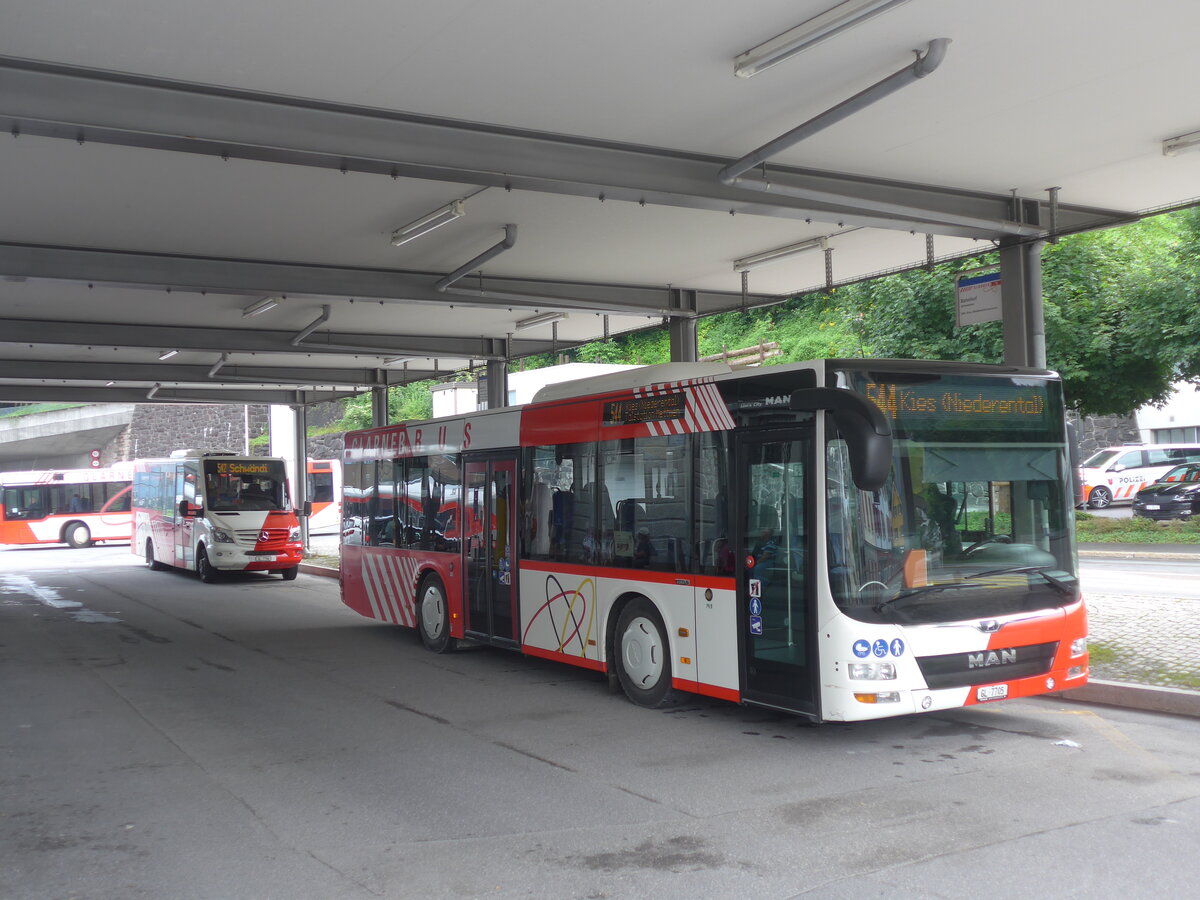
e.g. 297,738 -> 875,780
299,563 -> 338,579
1044,679 -> 1200,718
1078,549 -> 1200,561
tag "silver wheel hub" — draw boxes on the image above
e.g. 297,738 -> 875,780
621,616 -> 663,689
421,586 -> 444,638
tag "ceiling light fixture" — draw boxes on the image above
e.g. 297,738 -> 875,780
390,199 -> 465,246
514,312 -> 567,330
242,296 -> 280,318
105,381 -> 115,387
1163,128 -> 1200,157
158,349 -> 179,360
734,237 -> 828,272
734,0 -> 912,78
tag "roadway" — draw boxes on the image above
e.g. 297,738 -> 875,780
3,544 -> 1200,899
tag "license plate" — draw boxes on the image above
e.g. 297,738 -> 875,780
976,684 -> 1008,702
1144,505 -> 1160,510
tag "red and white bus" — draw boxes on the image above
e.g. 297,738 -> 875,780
339,360 -> 1088,722
133,450 -> 304,582
0,465 -> 133,547
306,459 -> 342,535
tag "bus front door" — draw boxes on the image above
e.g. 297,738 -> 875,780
463,456 -> 518,646
736,431 -> 816,717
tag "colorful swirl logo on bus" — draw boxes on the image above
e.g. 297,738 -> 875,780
522,575 -> 596,657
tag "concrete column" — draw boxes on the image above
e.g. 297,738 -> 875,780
999,239 -> 1047,368
668,289 -> 699,363
292,397 -> 309,552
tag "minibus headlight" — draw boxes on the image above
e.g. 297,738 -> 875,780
849,663 -> 896,680
288,526 -> 301,542
212,527 -> 234,543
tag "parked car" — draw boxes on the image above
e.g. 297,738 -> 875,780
1132,463 -> 1200,520
1082,443 -> 1200,509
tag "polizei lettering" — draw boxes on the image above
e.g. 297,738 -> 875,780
968,648 -> 1018,669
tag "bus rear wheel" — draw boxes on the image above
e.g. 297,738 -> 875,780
197,546 -> 220,584
145,539 -> 166,571
614,598 -> 675,708
417,574 -> 456,653
65,522 -> 92,549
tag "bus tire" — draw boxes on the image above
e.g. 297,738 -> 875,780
65,522 -> 92,549
197,546 -> 220,584
1087,485 -> 1112,509
145,539 -> 166,571
614,598 -> 675,708
280,565 -> 299,581
417,573 -> 456,653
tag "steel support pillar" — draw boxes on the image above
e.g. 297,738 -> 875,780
371,385 -> 389,427
485,358 -> 509,409
999,239 -> 1046,368
292,396 -> 309,553
668,289 -> 699,363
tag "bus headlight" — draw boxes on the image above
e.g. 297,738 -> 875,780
288,526 -> 301,542
854,692 -> 901,703
212,527 -> 234,543
849,663 -> 896,680
1070,637 -> 1088,657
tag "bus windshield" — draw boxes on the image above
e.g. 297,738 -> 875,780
827,371 -> 1077,624
203,459 -> 290,512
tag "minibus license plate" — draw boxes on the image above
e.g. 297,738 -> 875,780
976,684 -> 1008,702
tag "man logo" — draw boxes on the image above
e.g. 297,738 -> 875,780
977,619 -> 1002,633
968,648 -> 1017,669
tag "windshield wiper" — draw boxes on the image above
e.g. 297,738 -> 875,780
874,581 -> 984,613
965,565 -> 1076,596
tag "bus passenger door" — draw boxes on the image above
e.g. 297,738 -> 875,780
735,430 -> 816,716
174,463 -> 198,568
463,455 -> 518,646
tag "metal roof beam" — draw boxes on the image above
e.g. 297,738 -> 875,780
0,385 -> 357,405
0,56 -> 1125,239
0,242 -> 759,317
0,358 -> 389,387
0,315 -> 550,360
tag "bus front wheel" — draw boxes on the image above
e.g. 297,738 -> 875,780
614,598 -> 675,708
65,522 -> 91,549
197,546 -> 220,584
417,574 -> 456,653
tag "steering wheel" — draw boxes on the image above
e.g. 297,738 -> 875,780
964,534 -> 1013,555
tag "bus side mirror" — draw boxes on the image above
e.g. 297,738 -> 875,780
790,387 -> 893,492
178,499 -> 200,518
302,500 -> 313,518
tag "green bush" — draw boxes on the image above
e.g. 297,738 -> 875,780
1075,511 -> 1200,543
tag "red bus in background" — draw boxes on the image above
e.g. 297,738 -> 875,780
306,459 -> 342,535
0,466 -> 132,547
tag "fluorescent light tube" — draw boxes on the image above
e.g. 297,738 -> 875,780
391,199 -> 465,246
734,237 -> 827,272
734,0 -> 912,78
514,312 -> 567,330
1163,129 -> 1200,157
158,349 -> 179,360
242,297 -> 280,318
